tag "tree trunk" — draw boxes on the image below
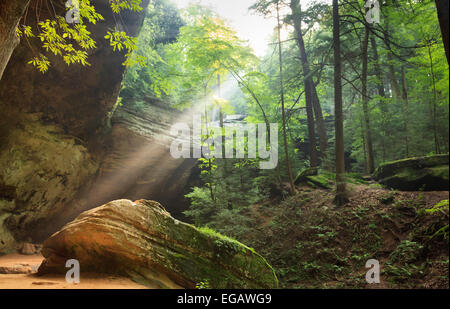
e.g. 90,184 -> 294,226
333,0 -> 348,206
387,53 -> 401,100
203,84 -> 215,201
0,0 -> 30,81
370,37 -> 386,99
427,45 -> 441,154
360,112 -> 367,171
381,5 -> 401,101
370,36 -> 388,161
435,0 -> 449,65
217,73 -> 232,209
217,74 -> 226,158
311,86 -> 328,158
289,0 -> 323,165
401,66 -> 410,157
277,2 -> 295,195
361,26 -> 375,174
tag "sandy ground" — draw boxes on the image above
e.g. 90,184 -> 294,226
0,254 -> 149,289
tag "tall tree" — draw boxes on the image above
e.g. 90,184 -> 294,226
333,0 -> 347,205
427,43 -> 441,154
400,65 -> 410,157
370,36 -> 389,161
387,52 -> 402,100
361,26 -> 375,174
276,1 -> 296,195
288,0 -> 326,165
217,74 -> 226,159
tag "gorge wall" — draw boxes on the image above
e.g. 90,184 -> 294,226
0,0 -> 196,253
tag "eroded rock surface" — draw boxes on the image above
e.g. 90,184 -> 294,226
373,154 -> 449,191
38,199 -> 278,289
87,101 -> 198,218
0,114 -> 98,254
30,101 -> 198,242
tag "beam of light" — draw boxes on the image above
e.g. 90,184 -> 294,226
78,79 -> 241,208
42,81 -> 241,238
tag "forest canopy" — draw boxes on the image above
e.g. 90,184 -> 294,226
118,0 -> 448,211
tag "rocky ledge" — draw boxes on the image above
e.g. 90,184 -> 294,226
373,154 -> 449,191
37,199 -> 278,289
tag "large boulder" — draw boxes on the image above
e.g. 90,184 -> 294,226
294,167 -> 318,185
37,199 -> 278,289
294,168 -> 332,189
373,154 -> 449,191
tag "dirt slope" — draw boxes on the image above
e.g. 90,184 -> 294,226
217,181 -> 449,289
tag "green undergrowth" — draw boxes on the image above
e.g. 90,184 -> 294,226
295,170 -> 369,190
195,226 -> 256,255
200,182 -> 449,289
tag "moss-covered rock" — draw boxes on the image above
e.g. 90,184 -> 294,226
373,154 -> 449,191
304,175 -> 332,189
38,199 -> 278,289
294,167 -> 319,185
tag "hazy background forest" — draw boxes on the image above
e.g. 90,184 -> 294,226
118,0 -> 448,216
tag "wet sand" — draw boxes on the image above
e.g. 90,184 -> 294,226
0,254 -> 149,289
